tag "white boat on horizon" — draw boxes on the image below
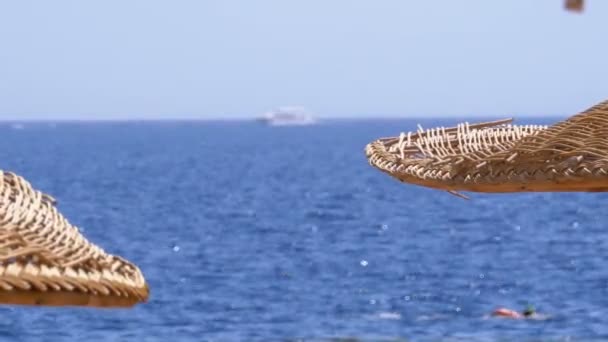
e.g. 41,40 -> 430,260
258,106 -> 317,126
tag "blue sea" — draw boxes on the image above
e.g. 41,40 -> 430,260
1,118 -> 608,342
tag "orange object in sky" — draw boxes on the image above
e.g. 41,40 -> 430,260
565,0 -> 584,12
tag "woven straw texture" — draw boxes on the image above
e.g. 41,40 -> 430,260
366,99 -> 608,193
0,171 -> 148,307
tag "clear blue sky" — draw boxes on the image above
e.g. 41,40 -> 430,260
1,0 -> 607,120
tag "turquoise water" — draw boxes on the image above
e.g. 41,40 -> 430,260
0,119 -> 606,342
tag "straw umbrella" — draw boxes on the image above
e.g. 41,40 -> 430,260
0,171 -> 148,307
365,98 -> 608,197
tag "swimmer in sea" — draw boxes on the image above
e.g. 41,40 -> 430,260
491,305 -> 537,319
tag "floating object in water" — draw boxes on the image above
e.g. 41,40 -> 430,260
377,311 -> 401,320
492,307 -> 523,319
0,171 -> 149,307
365,98 -> 608,195
491,305 -> 546,320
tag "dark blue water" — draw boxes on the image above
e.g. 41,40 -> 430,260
0,118 -> 607,342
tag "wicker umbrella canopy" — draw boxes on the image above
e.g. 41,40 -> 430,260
0,171 -> 148,307
366,99 -> 608,194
